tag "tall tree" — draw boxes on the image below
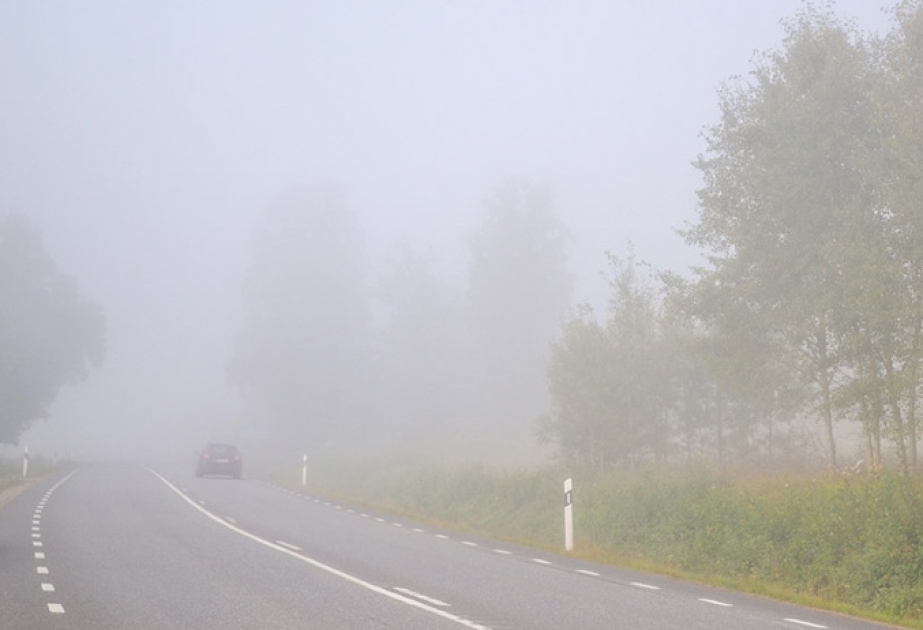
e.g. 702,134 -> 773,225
466,180 -> 574,443
686,5 -> 875,469
228,188 -> 372,452
0,213 -> 105,443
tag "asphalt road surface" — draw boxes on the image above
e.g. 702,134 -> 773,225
0,464 -> 902,629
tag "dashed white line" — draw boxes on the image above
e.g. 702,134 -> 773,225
493,549 -> 512,555
36,567 -> 49,575
577,569 -> 600,577
436,534 -> 449,539
532,558 -> 552,565
34,552 -> 45,559
784,619 -> 827,629
375,517 -> 385,523
47,603 -> 64,614
41,583 -> 55,592
394,587 -> 451,607
33,541 -> 43,547
393,523 -> 404,528
412,528 -> 425,533
462,541 -> 478,547
630,582 -> 660,590
699,598 -> 732,607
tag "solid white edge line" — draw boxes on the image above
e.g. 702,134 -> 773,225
699,598 -> 733,607
145,468 -> 492,630
276,540 -> 303,551
784,619 -> 828,629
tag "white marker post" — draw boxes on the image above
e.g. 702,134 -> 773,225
564,477 -> 574,551
301,454 -> 308,486
22,447 -> 29,478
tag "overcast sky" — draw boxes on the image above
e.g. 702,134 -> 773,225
0,1 -> 894,457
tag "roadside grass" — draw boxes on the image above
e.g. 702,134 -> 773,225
278,456 -> 923,629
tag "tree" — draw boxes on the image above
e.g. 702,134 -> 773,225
0,213 -> 105,443
228,188 -> 373,451
543,252 -> 669,469
466,180 -> 574,442
686,5 -> 875,469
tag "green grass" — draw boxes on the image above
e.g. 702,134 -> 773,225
278,457 -> 923,628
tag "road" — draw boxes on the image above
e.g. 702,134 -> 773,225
0,463 -> 900,629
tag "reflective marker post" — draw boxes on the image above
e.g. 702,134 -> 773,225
302,454 -> 308,486
564,478 -> 574,551
22,447 -> 29,478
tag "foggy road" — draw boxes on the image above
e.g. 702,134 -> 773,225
0,465 -> 899,630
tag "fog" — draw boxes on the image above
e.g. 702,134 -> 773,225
0,1 -> 891,464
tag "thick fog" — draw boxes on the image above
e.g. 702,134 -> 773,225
0,1 -> 891,463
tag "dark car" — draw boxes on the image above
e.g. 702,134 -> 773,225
196,443 -> 243,479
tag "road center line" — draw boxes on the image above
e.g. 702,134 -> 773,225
146,468 -> 493,630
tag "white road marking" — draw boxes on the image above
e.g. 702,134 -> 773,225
275,540 -> 303,551
412,528 -> 425,533
32,526 -> 40,532
395,587 -> 451,607
37,567 -> 49,574
35,552 -> 45,559
375,517 -> 385,522
225,516 -> 237,524
32,532 -> 40,538
462,541 -> 478,547
577,569 -> 600,577
630,582 -> 659,590
47,603 -> 65,614
532,558 -> 552,565
699,598 -> 732,607
33,541 -> 43,547
41,583 -> 55,592
493,549 -> 512,555
393,523 -> 404,528
147,468 -> 493,630
784,619 -> 828,629
32,520 -> 40,526
436,534 -> 449,539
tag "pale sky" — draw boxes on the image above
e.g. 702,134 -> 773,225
0,1 -> 894,457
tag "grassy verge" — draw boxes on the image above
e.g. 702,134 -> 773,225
279,456 -> 923,629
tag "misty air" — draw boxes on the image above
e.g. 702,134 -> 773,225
2,2 -> 922,629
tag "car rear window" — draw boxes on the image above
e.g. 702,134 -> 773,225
208,444 -> 238,456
